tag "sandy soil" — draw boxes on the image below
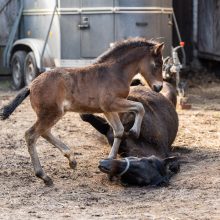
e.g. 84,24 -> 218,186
0,77 -> 219,220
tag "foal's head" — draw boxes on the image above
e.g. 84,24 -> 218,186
95,38 -> 164,92
139,42 -> 164,92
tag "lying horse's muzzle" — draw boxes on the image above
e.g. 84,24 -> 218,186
99,159 -> 112,174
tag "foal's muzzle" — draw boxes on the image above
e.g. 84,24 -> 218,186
153,84 -> 163,92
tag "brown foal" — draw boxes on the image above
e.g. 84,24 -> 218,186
0,38 -> 164,185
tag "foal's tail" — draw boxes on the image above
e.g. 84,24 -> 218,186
0,87 -> 30,120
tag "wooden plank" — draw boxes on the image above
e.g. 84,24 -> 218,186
198,0 -> 214,54
214,0 -> 220,55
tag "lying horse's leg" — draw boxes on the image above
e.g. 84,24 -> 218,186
104,112 -> 124,159
41,131 -> 76,169
80,114 -> 110,135
25,122 -> 53,186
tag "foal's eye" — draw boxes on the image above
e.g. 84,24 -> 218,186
150,61 -> 156,69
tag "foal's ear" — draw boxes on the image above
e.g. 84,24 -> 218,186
153,43 -> 164,55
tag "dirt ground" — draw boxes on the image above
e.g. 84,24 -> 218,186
0,75 -> 219,220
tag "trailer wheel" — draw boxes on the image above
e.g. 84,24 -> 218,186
11,51 -> 27,90
24,52 -> 38,86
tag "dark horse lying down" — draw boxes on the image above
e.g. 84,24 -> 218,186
80,81 -> 179,186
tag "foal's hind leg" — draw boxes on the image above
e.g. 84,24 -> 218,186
25,109 -> 75,185
41,131 -> 77,169
104,112 -> 124,159
25,122 -> 53,186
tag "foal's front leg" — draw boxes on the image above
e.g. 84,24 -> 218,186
105,98 -> 145,138
25,124 -> 54,186
104,112 -> 124,159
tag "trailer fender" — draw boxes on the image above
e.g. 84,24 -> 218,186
11,38 -> 55,71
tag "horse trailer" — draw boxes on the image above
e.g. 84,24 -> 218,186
0,0 -> 175,89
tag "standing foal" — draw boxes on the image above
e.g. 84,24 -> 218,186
0,38 -> 164,185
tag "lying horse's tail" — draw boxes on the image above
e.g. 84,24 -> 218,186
0,87 -> 30,120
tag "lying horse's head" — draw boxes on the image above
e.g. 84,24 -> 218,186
99,156 -> 179,186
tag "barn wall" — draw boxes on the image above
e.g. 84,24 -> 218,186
173,0 -> 194,64
198,0 -> 220,61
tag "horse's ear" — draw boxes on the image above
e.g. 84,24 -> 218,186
153,43 -> 164,55
162,156 -> 178,166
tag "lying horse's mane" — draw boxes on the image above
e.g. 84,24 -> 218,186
95,37 -> 159,64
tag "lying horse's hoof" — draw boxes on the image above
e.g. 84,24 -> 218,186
69,160 -> 77,169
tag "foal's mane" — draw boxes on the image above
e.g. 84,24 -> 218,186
95,37 -> 159,64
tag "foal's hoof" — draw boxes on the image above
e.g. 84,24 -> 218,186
69,160 -> 77,169
122,132 -> 129,139
44,176 -> 54,187
128,129 -> 139,139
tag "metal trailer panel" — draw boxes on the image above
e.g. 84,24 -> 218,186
22,0 -> 61,62
80,14 -> 114,58
82,0 -> 114,7
58,0 -> 80,8
60,14 -> 81,59
21,15 -> 52,39
160,13 -> 172,56
1,0 -> 173,70
114,0 -> 171,7
161,0 -> 172,7
114,0 -> 172,57
0,0 -> 18,46
114,0 -> 162,7
21,14 -> 61,60
23,0 -> 55,10
115,13 -> 160,39
61,0 -> 115,58
57,0 -> 80,59
0,0 -> 18,74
